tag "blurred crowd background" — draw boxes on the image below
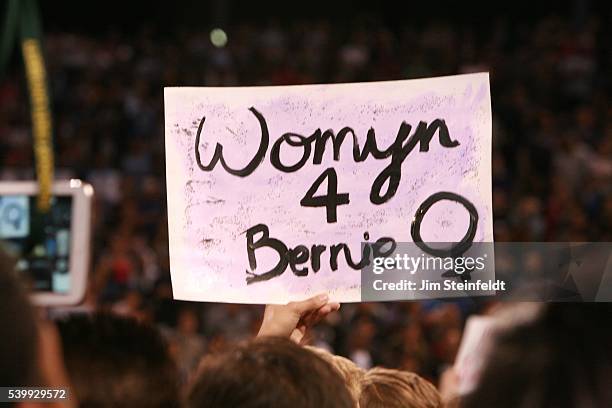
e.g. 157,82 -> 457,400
1,2 -> 610,386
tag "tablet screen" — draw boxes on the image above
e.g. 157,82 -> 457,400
0,195 -> 73,294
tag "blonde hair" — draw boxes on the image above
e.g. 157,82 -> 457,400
305,346 -> 364,403
359,367 -> 442,408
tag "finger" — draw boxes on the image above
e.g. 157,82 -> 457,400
319,304 -> 333,315
299,327 -> 314,345
302,304 -> 333,327
297,309 -> 317,327
328,302 -> 341,311
290,293 -> 329,314
300,306 -> 325,327
289,328 -> 304,344
313,302 -> 340,322
301,313 -> 319,328
299,300 -> 341,328
300,333 -> 312,345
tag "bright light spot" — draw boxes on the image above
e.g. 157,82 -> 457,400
210,28 -> 228,48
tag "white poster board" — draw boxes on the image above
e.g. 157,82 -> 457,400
164,73 -> 493,303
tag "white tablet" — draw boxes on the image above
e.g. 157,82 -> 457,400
0,179 -> 93,306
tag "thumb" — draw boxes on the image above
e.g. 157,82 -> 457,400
291,294 -> 329,314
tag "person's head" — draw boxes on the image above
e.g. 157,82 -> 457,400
305,346 -> 364,403
0,250 -> 38,388
187,337 -> 354,408
56,312 -> 179,408
461,303 -> 612,408
359,367 -> 442,408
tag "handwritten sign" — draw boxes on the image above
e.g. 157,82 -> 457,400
164,73 -> 493,303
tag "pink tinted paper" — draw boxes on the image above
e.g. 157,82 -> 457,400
164,73 -> 493,303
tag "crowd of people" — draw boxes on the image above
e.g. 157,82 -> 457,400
2,254 -> 612,407
0,13 -> 610,393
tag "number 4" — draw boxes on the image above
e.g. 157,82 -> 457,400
300,168 -> 349,223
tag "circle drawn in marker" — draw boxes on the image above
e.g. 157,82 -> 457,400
410,191 -> 478,258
